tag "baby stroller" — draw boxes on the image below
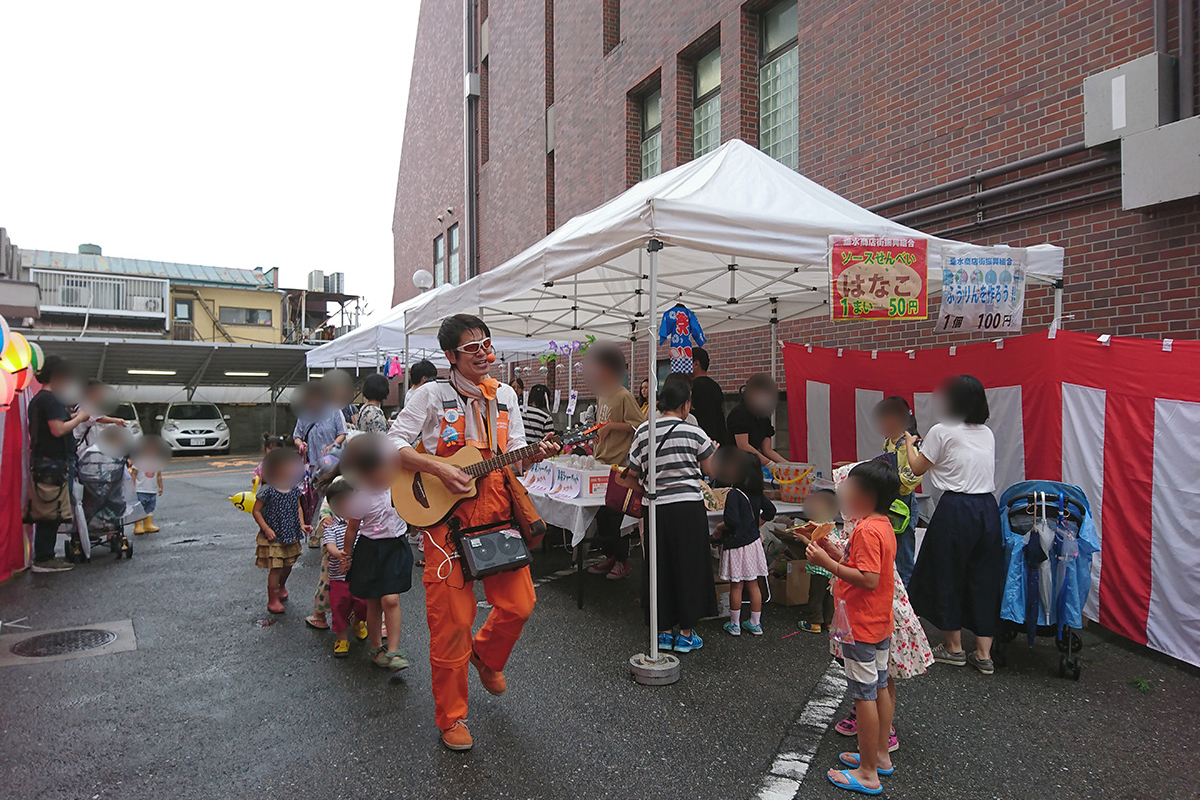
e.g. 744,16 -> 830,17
994,481 -> 1100,680
66,447 -> 146,561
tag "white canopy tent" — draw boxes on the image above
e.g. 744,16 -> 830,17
393,139 -> 1065,679
402,139 -> 1064,346
305,284 -> 555,370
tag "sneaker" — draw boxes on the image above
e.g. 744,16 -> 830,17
967,652 -> 995,675
673,632 -> 704,654
932,644 -> 967,666
834,712 -> 857,736
333,639 -> 350,658
741,621 -> 764,636
30,559 -> 74,574
657,632 -> 676,652
588,556 -> 617,575
441,719 -> 473,751
798,621 -> 824,634
888,730 -> 900,753
606,560 -> 631,580
723,621 -> 742,636
352,621 -> 369,641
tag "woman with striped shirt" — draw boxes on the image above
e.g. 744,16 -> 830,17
524,383 -> 555,442
627,375 -> 718,654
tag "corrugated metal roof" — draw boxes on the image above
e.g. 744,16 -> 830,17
20,249 -> 275,289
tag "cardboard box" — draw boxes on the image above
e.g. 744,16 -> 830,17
583,471 -> 610,498
768,559 -> 812,607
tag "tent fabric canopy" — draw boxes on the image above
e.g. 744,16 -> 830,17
305,284 -> 555,368
401,139 -> 1065,341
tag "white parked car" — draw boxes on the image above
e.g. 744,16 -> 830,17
157,402 -> 231,454
112,403 -> 144,441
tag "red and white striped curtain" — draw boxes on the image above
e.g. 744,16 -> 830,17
784,331 -> 1200,668
0,390 -> 32,581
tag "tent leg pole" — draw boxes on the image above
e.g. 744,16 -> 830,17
631,237 -> 679,686
770,299 -> 779,428
1051,280 -> 1064,333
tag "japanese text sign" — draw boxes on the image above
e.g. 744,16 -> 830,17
935,245 -> 1026,333
830,236 -> 928,321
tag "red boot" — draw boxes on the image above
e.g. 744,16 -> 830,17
267,586 -> 285,614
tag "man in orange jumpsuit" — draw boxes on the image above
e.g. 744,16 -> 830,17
387,314 -> 558,751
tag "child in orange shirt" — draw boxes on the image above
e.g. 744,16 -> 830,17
806,460 -> 899,796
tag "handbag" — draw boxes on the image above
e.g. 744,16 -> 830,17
24,458 -> 73,524
603,421 -> 682,518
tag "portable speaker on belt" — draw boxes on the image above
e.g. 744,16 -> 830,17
449,520 -> 531,580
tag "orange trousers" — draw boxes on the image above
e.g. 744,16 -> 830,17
423,472 -> 536,731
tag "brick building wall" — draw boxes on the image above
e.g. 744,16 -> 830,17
395,0 -> 1200,397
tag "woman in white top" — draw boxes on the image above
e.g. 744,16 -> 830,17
523,384 -> 555,442
903,374 -> 1005,675
626,375 -> 717,654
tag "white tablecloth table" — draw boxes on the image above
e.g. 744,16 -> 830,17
526,489 -> 806,609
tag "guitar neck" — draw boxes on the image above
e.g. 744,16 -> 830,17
461,442 -> 546,478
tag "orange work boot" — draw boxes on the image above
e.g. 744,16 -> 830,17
441,719 -> 473,751
470,650 -> 507,696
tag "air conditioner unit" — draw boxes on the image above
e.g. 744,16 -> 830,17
133,295 -> 164,313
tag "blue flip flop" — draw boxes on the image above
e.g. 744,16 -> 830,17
838,752 -> 894,775
828,769 -> 884,795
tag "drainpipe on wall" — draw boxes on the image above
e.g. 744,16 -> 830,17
1180,0 -> 1196,117
463,0 -> 480,279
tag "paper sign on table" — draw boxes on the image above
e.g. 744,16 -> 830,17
548,468 -> 582,499
524,461 -> 556,493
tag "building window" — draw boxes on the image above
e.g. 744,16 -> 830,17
434,234 -> 446,287
759,1 -> 799,170
174,299 -> 193,321
219,307 -> 273,326
640,89 -> 662,180
447,223 -> 461,285
693,48 -> 721,158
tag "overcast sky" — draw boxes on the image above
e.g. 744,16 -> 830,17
0,2 -> 420,318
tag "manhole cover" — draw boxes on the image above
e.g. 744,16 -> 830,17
10,629 -> 119,658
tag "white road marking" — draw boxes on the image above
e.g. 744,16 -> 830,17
753,658 -> 847,799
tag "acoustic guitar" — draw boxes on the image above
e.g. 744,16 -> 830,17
391,422 -> 604,528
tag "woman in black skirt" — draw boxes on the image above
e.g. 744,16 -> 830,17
903,374 -> 1005,675
627,376 -> 718,654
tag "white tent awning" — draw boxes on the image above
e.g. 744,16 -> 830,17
305,285 -> 555,368
401,139 -> 1064,340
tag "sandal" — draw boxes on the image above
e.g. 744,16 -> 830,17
827,770 -> 882,795
305,614 -> 330,630
838,753 -> 894,775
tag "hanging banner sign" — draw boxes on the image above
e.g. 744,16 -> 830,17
830,235 -> 928,321
936,245 -> 1026,333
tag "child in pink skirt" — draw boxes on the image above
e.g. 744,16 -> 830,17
713,448 -> 776,636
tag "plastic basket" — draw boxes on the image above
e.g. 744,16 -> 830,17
773,462 -> 816,504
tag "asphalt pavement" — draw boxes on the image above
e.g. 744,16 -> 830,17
0,456 -> 1197,800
